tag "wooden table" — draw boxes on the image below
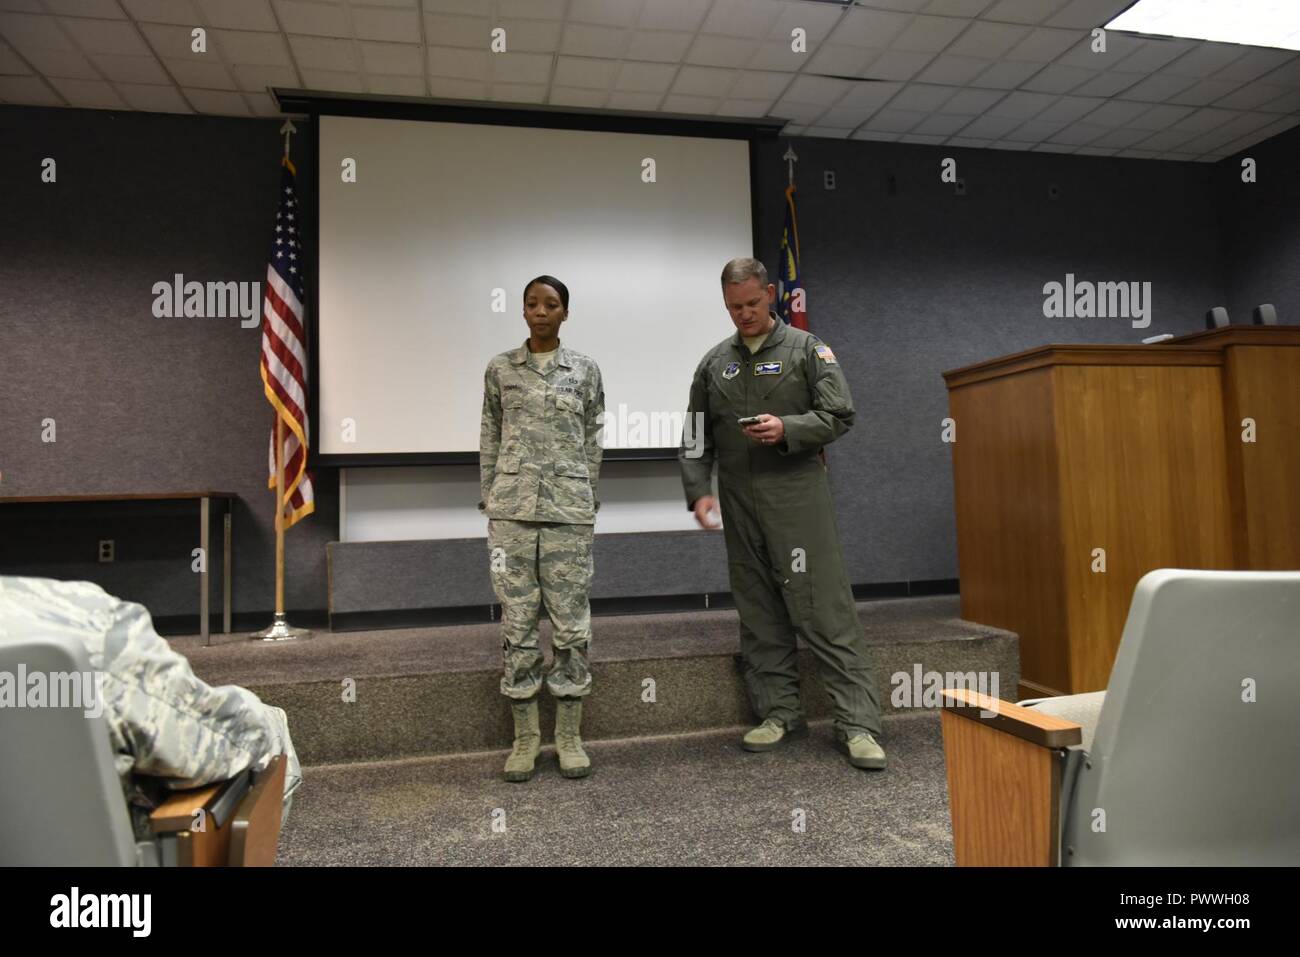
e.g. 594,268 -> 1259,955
0,492 -> 237,644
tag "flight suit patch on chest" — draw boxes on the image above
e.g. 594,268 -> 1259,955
722,361 -> 740,380
754,361 -> 782,375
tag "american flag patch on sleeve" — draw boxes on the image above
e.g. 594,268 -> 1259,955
815,344 -> 837,364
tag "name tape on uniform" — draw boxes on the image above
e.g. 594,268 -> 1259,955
754,361 -> 782,376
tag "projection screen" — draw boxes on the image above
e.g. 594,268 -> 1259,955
317,113 -> 755,457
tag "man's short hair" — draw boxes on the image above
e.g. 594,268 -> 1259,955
721,257 -> 768,289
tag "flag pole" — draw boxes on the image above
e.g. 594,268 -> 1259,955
253,123 -> 311,642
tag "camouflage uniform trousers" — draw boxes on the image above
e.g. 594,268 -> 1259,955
488,519 -> 594,700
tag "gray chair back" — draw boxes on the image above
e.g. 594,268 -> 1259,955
0,632 -> 139,865
1064,569 -> 1300,865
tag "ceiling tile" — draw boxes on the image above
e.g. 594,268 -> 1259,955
490,50 -> 552,84
890,15 -> 967,53
1134,127 -> 1198,151
498,0 -> 565,19
747,39 -> 806,72
661,92 -> 720,114
48,75 -> 125,107
183,86 -> 251,113
163,56 -> 237,88
495,19 -> 563,53
807,43 -> 878,77
988,89 -> 1055,118
616,60 -> 676,93
1109,38 -> 1193,73
911,112 -> 971,135
802,126 -> 854,138
231,61 -> 297,91
605,90 -> 661,111
817,104 -> 870,127
366,74 -> 425,96
429,46 -> 487,80
981,0 -> 1070,24
1054,31 -> 1143,69
274,0 -> 349,39
916,55 -> 991,85
1166,78 -> 1243,107
941,87 -> 1004,113
570,0 -> 641,29
490,82 -> 546,103
1005,26 -> 1082,62
838,79 -> 904,109
245,90 -> 280,115
625,30 -> 693,63
672,65 -> 735,97
946,135 -> 994,147
0,12 -> 75,52
1110,71 -> 1195,102
1037,94 -> 1103,122
719,97 -> 774,118
214,29 -> 291,66
0,75 -> 64,105
351,5 -> 421,44
897,132 -> 947,144
1003,118 -> 1066,141
288,35 -> 355,71
948,21 -> 1031,59
784,73 -> 852,103
1069,71 -> 1141,97
58,17 -> 151,55
971,59 -> 1040,88
1078,98 -> 1147,125
548,85 -> 606,108
91,52 -> 169,83
196,0 -> 276,32
851,129 -> 902,142
1161,42 -> 1248,78
298,68 -> 362,93
1045,0 -> 1131,30
0,40 -> 30,73
121,1 -> 199,26
1126,103 -> 1195,130
1089,127 -> 1151,148
116,80 -> 190,111
561,23 -> 628,58
1170,106 -> 1235,133
889,82 -> 957,112
687,34 -> 759,68
1046,121 -> 1108,145
637,0 -> 710,33
358,41 -> 422,76
701,0 -> 783,39
423,14 -> 491,49
1020,63 -> 1096,94
552,56 -> 618,89
863,107 -> 928,133
1214,82 -> 1291,112
830,7 -> 911,49
23,48 -> 98,79
959,114 -> 1023,138
45,0 -> 125,16
861,49 -> 933,81
767,0 -> 846,43
923,0 -> 991,16
772,97 -> 827,124
137,23 -> 203,59
428,76 -> 484,99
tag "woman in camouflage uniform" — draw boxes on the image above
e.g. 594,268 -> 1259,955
479,276 -> 605,782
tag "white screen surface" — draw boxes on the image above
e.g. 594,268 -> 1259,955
317,114 -> 754,455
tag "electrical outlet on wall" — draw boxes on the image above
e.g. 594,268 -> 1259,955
823,170 -> 836,190
99,539 -> 114,563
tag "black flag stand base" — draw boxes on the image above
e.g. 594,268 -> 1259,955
251,612 -> 312,642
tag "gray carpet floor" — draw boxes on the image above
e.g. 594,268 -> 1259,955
276,711 -> 954,866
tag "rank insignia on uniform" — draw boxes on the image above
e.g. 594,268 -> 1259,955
754,361 -> 783,375
723,361 -> 740,380
815,344 -> 837,364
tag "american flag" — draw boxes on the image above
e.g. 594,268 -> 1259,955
777,183 -> 808,330
259,155 -> 315,528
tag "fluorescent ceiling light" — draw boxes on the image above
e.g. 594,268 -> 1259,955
1106,0 -> 1300,52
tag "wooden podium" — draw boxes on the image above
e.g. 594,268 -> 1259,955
943,325 -> 1300,697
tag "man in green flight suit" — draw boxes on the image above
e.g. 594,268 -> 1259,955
679,257 -> 885,770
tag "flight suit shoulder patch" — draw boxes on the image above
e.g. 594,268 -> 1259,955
815,343 -> 837,364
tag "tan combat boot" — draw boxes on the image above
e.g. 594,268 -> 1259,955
834,729 -> 887,770
503,700 -> 541,782
554,698 -> 591,778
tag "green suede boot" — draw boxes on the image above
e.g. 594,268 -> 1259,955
503,700 -> 541,782
554,698 -> 591,779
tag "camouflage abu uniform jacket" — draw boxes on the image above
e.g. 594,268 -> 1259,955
0,576 -> 302,839
479,340 -> 605,524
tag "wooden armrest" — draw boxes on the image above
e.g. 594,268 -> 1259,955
940,689 -> 1084,867
147,770 -> 253,866
940,688 -> 1083,748
229,754 -> 287,867
149,774 -> 247,834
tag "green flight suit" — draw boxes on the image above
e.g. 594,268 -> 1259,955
679,316 -> 883,739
